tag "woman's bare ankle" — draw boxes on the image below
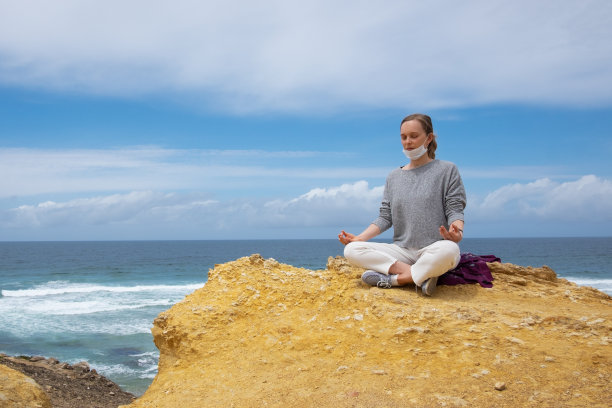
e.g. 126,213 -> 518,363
389,261 -> 413,285
396,273 -> 414,285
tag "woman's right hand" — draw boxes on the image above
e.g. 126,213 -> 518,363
339,224 -> 381,245
338,230 -> 359,245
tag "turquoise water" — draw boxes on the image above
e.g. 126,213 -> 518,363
1,238 -> 610,395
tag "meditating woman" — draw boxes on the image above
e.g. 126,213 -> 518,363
338,113 -> 466,296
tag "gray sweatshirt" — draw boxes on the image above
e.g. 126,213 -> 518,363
372,159 -> 466,249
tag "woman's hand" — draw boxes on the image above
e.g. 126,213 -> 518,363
439,221 -> 464,243
339,224 -> 381,245
338,230 -> 360,245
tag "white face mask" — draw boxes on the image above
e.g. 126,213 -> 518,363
403,143 -> 428,160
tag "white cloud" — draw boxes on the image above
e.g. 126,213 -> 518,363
262,180 -> 384,227
6,191 -> 177,227
0,181 -> 385,239
1,1 -> 611,112
2,175 -> 612,239
472,175 -> 612,221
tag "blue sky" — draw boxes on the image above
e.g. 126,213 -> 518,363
1,0 -> 611,240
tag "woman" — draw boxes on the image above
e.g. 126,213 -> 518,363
338,113 -> 466,296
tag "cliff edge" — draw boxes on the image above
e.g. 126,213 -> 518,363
125,255 -> 611,407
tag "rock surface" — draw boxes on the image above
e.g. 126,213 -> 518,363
125,255 -> 611,407
0,355 -> 136,408
0,364 -> 51,408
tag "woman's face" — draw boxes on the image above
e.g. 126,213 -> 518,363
400,120 -> 430,151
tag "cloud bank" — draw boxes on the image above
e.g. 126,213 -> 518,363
1,0 -> 611,112
473,175 -> 612,221
2,176 -> 611,240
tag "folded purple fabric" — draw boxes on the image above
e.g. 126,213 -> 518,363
438,253 -> 501,288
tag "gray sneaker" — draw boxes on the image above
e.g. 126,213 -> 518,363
361,270 -> 393,289
421,276 -> 438,296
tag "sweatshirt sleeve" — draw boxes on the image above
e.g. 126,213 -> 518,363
444,164 -> 467,225
372,177 -> 393,233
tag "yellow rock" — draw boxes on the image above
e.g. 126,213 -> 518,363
124,255 -> 612,408
0,364 -> 51,408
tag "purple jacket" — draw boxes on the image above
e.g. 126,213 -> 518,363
438,253 -> 501,288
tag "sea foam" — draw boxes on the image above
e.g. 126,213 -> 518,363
1,282 -> 204,298
566,277 -> 612,293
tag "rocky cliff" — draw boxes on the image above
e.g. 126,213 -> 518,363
124,255 -> 611,408
0,364 -> 51,408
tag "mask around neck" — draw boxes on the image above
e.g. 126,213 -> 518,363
403,143 -> 428,160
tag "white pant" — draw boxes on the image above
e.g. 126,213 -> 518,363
344,240 -> 460,286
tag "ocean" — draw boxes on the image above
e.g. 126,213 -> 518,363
1,238 -> 611,395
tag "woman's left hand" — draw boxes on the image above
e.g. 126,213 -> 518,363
439,221 -> 464,243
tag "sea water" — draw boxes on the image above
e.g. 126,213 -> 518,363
1,238 -> 610,395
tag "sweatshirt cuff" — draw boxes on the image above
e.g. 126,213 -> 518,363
447,214 -> 464,226
372,218 -> 391,233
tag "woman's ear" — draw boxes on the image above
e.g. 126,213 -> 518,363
427,133 -> 434,145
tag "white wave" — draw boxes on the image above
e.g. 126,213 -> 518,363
1,282 -> 204,298
23,298 -> 177,315
89,322 -> 154,336
565,277 -> 612,294
141,365 -> 159,373
131,351 -> 159,369
140,372 -> 158,379
91,363 -> 140,377
130,351 -> 159,358
2,316 -> 155,336
92,361 -> 158,379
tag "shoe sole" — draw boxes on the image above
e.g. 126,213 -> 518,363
421,276 -> 438,296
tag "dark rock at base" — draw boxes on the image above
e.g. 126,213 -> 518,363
46,357 -> 60,365
73,361 -> 90,374
0,354 -> 136,408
